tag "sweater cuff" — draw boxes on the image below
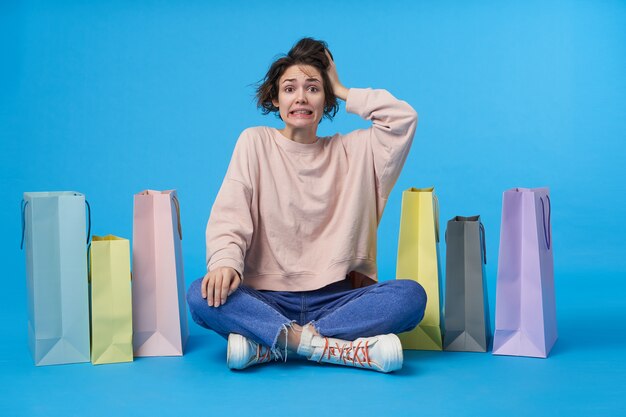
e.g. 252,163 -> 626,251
207,258 -> 244,281
345,88 -> 370,115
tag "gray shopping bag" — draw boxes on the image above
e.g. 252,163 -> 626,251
443,215 -> 490,352
21,192 -> 91,365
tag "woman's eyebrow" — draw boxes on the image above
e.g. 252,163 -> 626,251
281,77 -> 321,84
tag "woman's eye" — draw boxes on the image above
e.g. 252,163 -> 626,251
308,86 -> 319,92
284,87 -> 294,93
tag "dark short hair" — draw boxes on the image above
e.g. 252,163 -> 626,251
256,37 -> 339,121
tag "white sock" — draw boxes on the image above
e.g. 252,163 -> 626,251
296,324 -> 318,358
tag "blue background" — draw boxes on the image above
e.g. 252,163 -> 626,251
2,0 -> 625,415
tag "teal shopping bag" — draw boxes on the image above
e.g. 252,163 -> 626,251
21,192 -> 91,366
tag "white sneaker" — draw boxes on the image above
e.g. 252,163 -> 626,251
226,333 -> 284,370
298,328 -> 403,373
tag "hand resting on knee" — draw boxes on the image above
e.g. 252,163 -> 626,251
201,267 -> 241,308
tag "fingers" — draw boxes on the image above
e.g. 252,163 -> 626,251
213,273 -> 224,308
218,274 -> 231,307
325,51 -> 336,73
201,274 -> 209,299
204,268 -> 240,308
323,49 -> 346,100
228,272 -> 241,297
324,48 -> 334,63
217,270 -> 240,306
205,273 -> 216,307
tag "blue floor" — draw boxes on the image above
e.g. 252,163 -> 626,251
2,273 -> 624,417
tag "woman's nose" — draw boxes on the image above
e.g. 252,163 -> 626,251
296,88 -> 308,103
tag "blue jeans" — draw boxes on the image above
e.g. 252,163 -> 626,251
187,277 -> 427,352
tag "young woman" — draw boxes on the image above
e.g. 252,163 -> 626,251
187,38 -> 426,373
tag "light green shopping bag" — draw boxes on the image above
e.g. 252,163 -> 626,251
89,235 -> 133,365
396,187 -> 444,350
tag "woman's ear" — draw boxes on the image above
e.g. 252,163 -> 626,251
272,99 -> 279,108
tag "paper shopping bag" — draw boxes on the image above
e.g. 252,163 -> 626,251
21,192 -> 91,366
443,216 -> 490,352
396,187 -> 443,350
132,190 -> 188,356
89,235 -> 133,364
493,187 -> 557,358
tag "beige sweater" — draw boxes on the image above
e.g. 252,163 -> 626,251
206,88 -> 418,291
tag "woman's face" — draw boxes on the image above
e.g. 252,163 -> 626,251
272,64 -> 325,131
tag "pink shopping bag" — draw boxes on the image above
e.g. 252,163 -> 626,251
132,190 -> 189,356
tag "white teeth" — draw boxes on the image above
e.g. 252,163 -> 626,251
292,110 -> 312,114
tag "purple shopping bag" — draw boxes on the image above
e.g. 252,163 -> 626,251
493,187 -> 557,358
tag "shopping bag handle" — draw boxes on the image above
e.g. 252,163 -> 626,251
20,200 -> 28,250
85,200 -> 92,244
443,218 -> 487,264
172,195 -> 183,240
540,195 -> 551,250
479,222 -> 487,264
20,199 -> 92,249
433,194 -> 440,243
87,241 -> 92,283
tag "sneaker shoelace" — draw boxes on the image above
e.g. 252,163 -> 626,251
256,344 -> 273,363
321,338 -> 373,367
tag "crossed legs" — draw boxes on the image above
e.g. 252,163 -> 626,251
187,277 -> 426,366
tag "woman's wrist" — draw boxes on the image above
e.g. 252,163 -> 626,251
335,85 -> 349,101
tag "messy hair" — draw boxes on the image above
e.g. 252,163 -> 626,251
256,37 -> 339,121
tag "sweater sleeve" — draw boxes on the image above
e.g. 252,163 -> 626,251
205,131 -> 255,280
344,88 -> 418,199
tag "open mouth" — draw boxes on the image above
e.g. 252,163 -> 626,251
290,110 -> 313,116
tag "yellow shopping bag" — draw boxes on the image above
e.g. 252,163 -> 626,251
89,235 -> 133,364
396,187 -> 443,350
